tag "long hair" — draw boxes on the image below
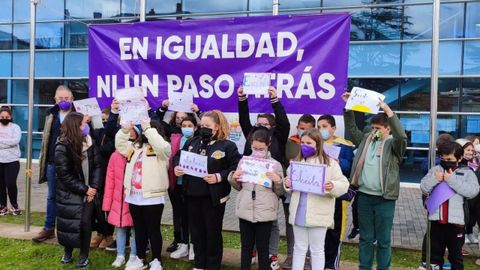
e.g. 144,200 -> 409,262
202,110 -> 229,141
59,112 -> 85,161
169,112 -> 195,127
294,128 -> 330,166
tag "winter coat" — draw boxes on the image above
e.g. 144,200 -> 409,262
229,153 -> 285,223
102,151 -> 133,227
55,138 -> 103,248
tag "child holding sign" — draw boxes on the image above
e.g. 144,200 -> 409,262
284,129 -> 349,270
229,128 -> 284,270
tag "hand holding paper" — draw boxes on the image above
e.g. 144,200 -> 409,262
242,73 -> 271,95
345,87 -> 385,114
324,181 -> 334,192
168,92 -> 194,113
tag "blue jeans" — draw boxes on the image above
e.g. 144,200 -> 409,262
116,227 -> 136,257
44,163 -> 56,230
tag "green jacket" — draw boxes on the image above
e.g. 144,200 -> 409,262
344,110 -> 407,200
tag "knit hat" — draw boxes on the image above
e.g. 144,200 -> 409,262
456,138 -> 472,148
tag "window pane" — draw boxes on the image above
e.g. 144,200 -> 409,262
461,78 -> 480,113
0,24 -> 12,49
403,5 -> 432,40
145,0 -> 180,15
183,0 -> 247,13
14,23 -> 64,49
13,0 -> 28,22
0,79 -> 7,102
438,41 -> 461,75
401,42 -> 431,75
370,7 -> 402,40
399,78 -> 430,111
66,79 -> 89,100
12,52 -> 28,77
464,41 -> 480,75
0,52 -> 11,76
64,51 -> 88,77
11,79 -> 28,103
37,0 -> 65,21
322,0 -> 374,6
65,0 -> 121,19
250,0 -> 320,10
400,116 -> 459,147
65,22 -> 88,48
35,52 -> 63,77
437,78 -> 460,112
465,3 -> 480,38
349,44 -> 400,76
13,23 -> 29,49
348,78 -> 400,110
400,150 -> 428,183
439,3 -> 464,38
462,115 -> 480,137
10,79 -> 88,106
0,0 -> 12,22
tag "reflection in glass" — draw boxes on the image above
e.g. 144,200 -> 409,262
0,0 -> 12,22
65,51 -> 88,77
0,53 -> 11,76
183,0 -> 247,13
65,22 -> 88,48
400,150 -> 428,183
348,78 -> 400,109
250,0 -> 320,10
0,24 -> 12,49
13,24 -> 29,49
461,78 -> 480,113
401,42 -> 431,75
65,0 -> 120,19
349,43 -> 400,76
13,0 -> 28,21
462,115 -> 480,137
37,0 -> 65,21
12,52 -> 28,77
465,3 -> 480,38
13,23 -> 64,49
439,3 -> 464,38
464,41 -> 480,75
36,52 -> 63,77
0,80 -> 7,103
403,5 -> 432,40
399,78 -> 430,111
437,79 -> 460,112
438,41 -> 461,75
322,0 -> 373,6
145,0 -> 180,16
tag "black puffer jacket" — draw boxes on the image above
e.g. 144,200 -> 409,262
55,139 -> 103,248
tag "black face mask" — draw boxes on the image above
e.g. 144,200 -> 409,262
0,119 -> 11,126
440,160 -> 458,171
199,127 -> 213,140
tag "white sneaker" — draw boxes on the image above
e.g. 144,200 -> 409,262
188,244 -> 195,261
170,243 -> 189,259
126,255 -> 137,268
125,256 -> 147,270
149,259 -> 162,270
111,255 -> 125,267
467,233 -> 479,244
192,268 -> 204,270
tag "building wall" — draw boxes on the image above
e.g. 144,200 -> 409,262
0,0 -> 479,183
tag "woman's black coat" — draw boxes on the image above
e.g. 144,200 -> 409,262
54,139 -> 103,248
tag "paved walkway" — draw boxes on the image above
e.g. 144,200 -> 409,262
13,162 -> 480,257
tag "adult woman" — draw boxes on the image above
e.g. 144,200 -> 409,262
0,106 -> 22,215
55,112 -> 103,268
174,110 -> 241,270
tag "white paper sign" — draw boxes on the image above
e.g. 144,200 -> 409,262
115,87 -> 145,101
290,161 -> 326,195
323,144 -> 341,160
243,73 -> 271,95
179,150 -> 208,178
238,156 -> 277,188
345,87 -> 385,114
73,98 -> 102,117
119,99 -> 149,125
168,92 -> 193,113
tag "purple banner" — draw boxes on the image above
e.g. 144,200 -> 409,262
88,14 -> 351,114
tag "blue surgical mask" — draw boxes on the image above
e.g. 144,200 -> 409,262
297,129 -> 305,138
320,129 -> 330,140
181,127 -> 194,138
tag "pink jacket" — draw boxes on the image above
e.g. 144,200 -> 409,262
168,133 -> 182,191
102,151 -> 133,227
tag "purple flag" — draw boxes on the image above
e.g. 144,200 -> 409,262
88,14 -> 351,114
426,181 -> 456,215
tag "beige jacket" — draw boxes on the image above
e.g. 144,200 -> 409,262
116,128 -> 171,198
229,154 -> 284,223
285,157 -> 349,228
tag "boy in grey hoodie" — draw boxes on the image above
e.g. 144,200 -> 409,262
421,141 -> 479,270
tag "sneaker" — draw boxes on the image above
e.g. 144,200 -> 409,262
32,228 -> 55,243
443,261 -> 452,270
282,255 -> 293,269
475,258 -> 480,266
149,258 -> 162,270
99,235 -> 114,249
90,233 -> 103,248
9,206 -> 21,215
462,248 -> 469,256
111,255 -> 125,268
270,255 -> 280,270
0,207 -> 9,216
347,227 -> 360,239
166,241 -> 178,252
466,234 -> 479,244
430,264 -> 441,270
417,262 -> 426,270
188,244 -> 195,261
251,250 -> 257,265
126,255 -> 137,268
125,256 -> 148,270
76,257 -> 89,268
60,252 -> 73,264
105,240 -> 117,251
170,243 -> 189,259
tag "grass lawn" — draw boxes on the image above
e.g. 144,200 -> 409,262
1,213 -> 479,269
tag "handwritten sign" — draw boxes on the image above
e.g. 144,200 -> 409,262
119,99 -> 149,125
345,87 -> 385,114
179,150 -> 208,178
73,98 -> 102,117
290,161 -> 326,195
115,87 -> 145,101
238,156 -> 277,188
243,73 -> 271,95
323,144 -> 341,160
168,91 -> 193,113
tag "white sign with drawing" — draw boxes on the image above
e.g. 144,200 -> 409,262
115,87 -> 145,101
290,161 -> 326,195
345,87 -> 385,114
168,92 -> 193,113
238,156 -> 277,188
243,73 -> 271,95
179,150 -> 208,178
73,98 -> 102,117
119,99 -> 149,125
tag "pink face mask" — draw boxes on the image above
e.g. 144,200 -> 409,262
251,149 -> 267,159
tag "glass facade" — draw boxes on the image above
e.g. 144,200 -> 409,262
0,0 -> 479,183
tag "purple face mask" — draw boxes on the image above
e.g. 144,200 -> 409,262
58,100 -> 72,111
81,124 -> 90,137
301,144 -> 316,158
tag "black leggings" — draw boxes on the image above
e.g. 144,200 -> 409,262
239,219 -> 272,270
0,161 -> 20,208
129,204 -> 164,261
169,185 -> 189,244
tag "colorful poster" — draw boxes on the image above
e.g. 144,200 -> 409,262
73,98 -> 102,116
238,156 -> 277,188
243,73 -> 271,96
179,150 -> 208,178
119,99 -> 149,125
290,161 -> 326,195
345,87 -> 385,114
88,14 -> 351,114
